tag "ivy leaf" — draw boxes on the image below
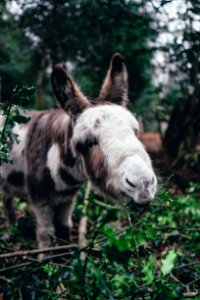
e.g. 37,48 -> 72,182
0,142 -> 12,164
142,254 -> 157,284
12,106 -> 31,124
13,86 -> 36,105
161,248 -> 177,276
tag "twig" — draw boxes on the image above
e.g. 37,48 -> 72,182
53,289 -> 69,300
0,94 -> 13,141
81,214 -> 106,300
0,252 -> 74,274
188,277 -> 200,286
56,277 -> 65,294
173,261 -> 200,270
125,208 -> 145,300
170,273 -> 187,288
183,292 -> 199,298
19,288 -> 23,300
0,262 -> 32,273
155,226 -> 200,232
82,225 -> 99,300
0,244 -> 78,259
93,199 -> 118,209
28,251 -> 74,262
78,182 -> 91,260
0,275 -> 12,283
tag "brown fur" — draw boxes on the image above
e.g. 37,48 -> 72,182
51,65 -> 91,117
1,53 -> 139,251
98,53 -> 128,106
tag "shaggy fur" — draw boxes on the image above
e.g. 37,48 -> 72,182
0,53 -> 157,249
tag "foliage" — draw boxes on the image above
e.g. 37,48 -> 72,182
0,3 -> 36,101
161,0 -> 200,160
1,0 -> 157,109
0,184 -> 200,299
0,86 -> 36,165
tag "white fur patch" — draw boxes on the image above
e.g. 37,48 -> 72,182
47,144 -> 66,191
73,104 -> 157,204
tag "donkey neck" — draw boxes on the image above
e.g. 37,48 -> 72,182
50,109 -> 86,183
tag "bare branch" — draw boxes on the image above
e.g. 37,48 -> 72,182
78,181 -> 91,260
0,244 -> 78,259
173,261 -> 200,271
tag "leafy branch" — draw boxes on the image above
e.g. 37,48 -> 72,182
0,86 -> 36,165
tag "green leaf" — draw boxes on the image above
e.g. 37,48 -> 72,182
161,249 -> 177,276
142,254 -> 157,284
13,86 -> 36,104
12,106 -> 31,124
102,245 -> 132,264
97,207 -> 118,226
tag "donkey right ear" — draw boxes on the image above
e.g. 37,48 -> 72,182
51,64 -> 90,117
98,53 -> 128,106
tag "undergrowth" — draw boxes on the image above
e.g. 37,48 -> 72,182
0,183 -> 200,299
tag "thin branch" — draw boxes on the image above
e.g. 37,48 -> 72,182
78,182 -> 91,261
0,94 -> 13,141
125,208 -> 145,300
170,273 -> 187,289
93,199 -> 118,209
0,275 -> 12,283
173,261 -> 200,271
0,244 -> 78,259
26,251 -> 74,263
188,277 -> 200,286
0,262 -> 32,273
0,252 -> 74,274
183,292 -> 199,298
18,288 -> 23,300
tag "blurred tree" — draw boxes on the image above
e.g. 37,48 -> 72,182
0,3 -> 37,103
164,0 -> 200,162
12,0 -> 156,108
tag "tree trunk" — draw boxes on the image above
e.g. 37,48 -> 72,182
164,94 -> 200,160
35,55 -> 46,109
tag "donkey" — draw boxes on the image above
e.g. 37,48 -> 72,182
0,54 -> 157,249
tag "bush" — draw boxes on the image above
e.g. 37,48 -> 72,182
0,184 -> 200,299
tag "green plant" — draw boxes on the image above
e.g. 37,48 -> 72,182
0,186 -> 199,299
0,86 -> 36,165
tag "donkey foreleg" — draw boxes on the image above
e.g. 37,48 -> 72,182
32,202 -> 55,250
54,196 -> 77,242
2,188 -> 16,225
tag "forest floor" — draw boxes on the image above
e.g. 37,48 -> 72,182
0,137 -> 200,299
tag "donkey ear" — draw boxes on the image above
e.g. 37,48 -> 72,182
98,53 -> 128,106
51,64 -> 90,117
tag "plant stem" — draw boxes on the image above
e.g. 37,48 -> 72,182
125,208 -> 146,300
0,95 -> 13,141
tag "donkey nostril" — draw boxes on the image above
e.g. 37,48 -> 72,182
144,180 -> 149,188
126,178 -> 136,188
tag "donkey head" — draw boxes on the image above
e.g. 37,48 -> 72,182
51,54 -> 157,205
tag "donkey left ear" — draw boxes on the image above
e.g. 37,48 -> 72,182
51,64 -> 90,117
98,53 -> 128,106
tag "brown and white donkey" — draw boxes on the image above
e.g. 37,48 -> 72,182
1,54 -> 157,248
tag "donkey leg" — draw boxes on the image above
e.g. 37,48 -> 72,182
32,202 -> 55,249
2,189 -> 16,225
54,197 -> 77,242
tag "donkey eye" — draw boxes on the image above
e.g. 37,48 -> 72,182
133,128 -> 139,135
85,137 -> 98,148
76,137 -> 98,154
